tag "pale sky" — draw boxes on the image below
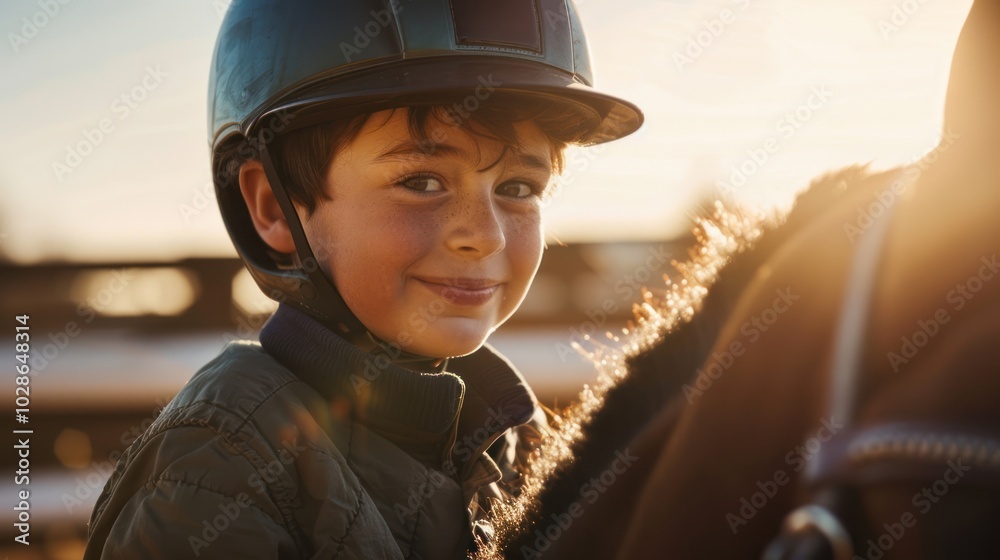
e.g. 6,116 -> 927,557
0,0 -> 973,263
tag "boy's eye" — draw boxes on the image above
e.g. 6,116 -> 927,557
400,175 -> 444,192
496,181 -> 535,198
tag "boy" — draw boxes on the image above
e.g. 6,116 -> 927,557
85,1 -> 642,558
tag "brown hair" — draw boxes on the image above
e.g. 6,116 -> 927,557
216,95 -> 592,214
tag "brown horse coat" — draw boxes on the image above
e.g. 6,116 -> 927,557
614,2 -> 1000,557
477,3 -> 999,559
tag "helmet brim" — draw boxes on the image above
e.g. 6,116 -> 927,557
243,56 -> 643,146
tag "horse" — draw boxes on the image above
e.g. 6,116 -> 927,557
473,2 -> 1000,558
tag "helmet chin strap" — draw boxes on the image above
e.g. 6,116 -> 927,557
257,130 -> 449,374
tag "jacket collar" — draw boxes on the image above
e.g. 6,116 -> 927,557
259,303 -> 538,479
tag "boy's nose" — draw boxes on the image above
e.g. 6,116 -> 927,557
444,190 -> 506,258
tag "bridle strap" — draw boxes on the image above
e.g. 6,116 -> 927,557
764,169 -> 912,560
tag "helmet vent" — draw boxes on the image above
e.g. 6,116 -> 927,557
450,0 -> 542,53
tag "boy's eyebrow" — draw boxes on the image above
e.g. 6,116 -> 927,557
512,152 -> 552,174
373,140 -> 465,161
373,140 -> 551,173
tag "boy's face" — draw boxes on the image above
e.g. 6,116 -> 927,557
302,109 -> 552,358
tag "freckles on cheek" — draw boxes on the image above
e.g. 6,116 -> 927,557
507,213 -> 544,262
365,206 -> 435,279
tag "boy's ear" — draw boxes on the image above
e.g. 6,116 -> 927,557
238,161 -> 297,254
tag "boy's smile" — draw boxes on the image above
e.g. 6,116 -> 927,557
300,108 -> 552,358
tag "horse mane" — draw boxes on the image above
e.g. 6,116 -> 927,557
473,163 -> 900,559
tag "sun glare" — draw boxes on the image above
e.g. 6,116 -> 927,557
0,0 -> 975,261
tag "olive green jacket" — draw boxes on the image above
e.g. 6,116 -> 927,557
85,304 -> 546,559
